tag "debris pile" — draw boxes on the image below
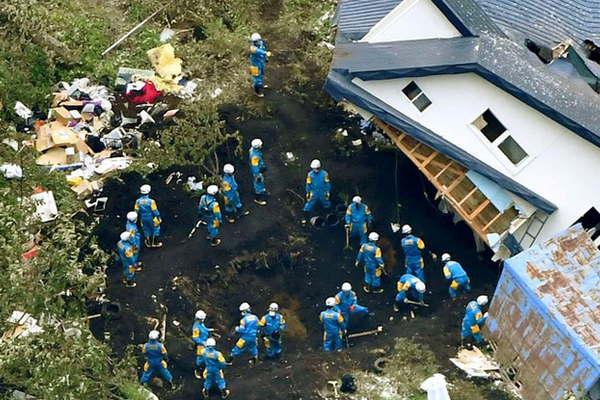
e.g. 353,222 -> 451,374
14,44 -> 196,204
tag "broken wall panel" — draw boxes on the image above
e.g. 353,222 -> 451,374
485,225 -> 600,399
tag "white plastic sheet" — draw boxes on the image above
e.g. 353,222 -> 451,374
420,374 -> 451,400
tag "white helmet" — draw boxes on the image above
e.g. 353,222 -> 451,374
148,330 -> 160,340
415,281 -> 426,293
325,297 -> 336,307
223,164 -> 235,174
441,253 -> 451,262
251,138 -> 263,148
207,185 -> 219,195
195,310 -> 206,320
310,159 -> 321,169
120,231 -> 131,241
251,32 -> 261,42
401,224 -> 412,234
368,232 -> 379,242
352,196 -> 362,204
140,184 -> 151,194
239,302 -> 251,312
127,211 -> 138,222
205,337 -> 216,347
269,302 -> 279,312
341,282 -> 352,292
477,295 -> 489,306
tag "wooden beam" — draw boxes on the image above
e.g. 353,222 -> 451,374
442,172 -> 466,194
458,187 -> 479,206
434,161 -> 454,179
409,143 -> 421,154
482,211 -> 504,232
468,199 -> 491,221
421,151 -> 439,168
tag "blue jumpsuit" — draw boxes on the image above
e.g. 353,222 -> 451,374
134,195 -> 161,238
249,40 -> 268,91
197,347 -> 227,392
304,169 -> 331,212
198,194 -> 222,240
345,203 -> 372,244
192,320 -> 210,367
231,313 -> 259,358
356,241 -> 385,289
320,308 -> 345,352
222,173 -> 243,215
249,147 -> 266,195
461,301 -> 487,344
126,220 -> 141,263
443,260 -> 471,298
116,239 -> 136,283
335,290 -> 368,329
395,274 -> 424,304
401,235 -> 425,282
140,339 -> 173,384
258,313 -> 286,357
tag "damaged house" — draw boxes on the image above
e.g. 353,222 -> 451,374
485,224 -> 600,400
326,0 -> 600,259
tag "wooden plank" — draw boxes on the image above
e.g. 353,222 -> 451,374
468,199 -> 491,220
442,172 -> 466,194
482,211 -> 503,232
421,151 -> 439,168
409,142 -> 421,154
434,161 -> 454,179
458,187 -> 479,206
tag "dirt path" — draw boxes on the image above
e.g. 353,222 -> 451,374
92,6 -> 505,400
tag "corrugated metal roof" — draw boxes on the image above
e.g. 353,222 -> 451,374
336,0 -> 403,40
474,0 -> 600,49
331,36 -> 600,149
432,0 -> 504,36
504,224 -> 600,365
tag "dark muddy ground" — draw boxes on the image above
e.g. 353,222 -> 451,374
92,5 -> 507,398
94,87 -> 506,399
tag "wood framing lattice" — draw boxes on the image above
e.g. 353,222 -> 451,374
375,119 -> 518,242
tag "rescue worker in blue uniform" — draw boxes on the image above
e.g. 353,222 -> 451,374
335,282 -> 369,329
134,184 -> 163,248
400,224 -> 426,282
461,295 -> 489,346
258,303 -> 286,358
249,32 -> 271,97
441,253 -> 471,298
221,163 -> 249,223
355,232 -> 385,293
117,231 -> 138,288
302,159 -> 331,224
249,138 -> 267,206
320,297 -> 345,352
193,310 -> 210,379
394,274 -> 426,312
198,185 -> 223,247
197,338 -> 230,399
140,330 -> 174,388
229,302 -> 259,365
345,196 -> 373,245
125,211 -> 142,269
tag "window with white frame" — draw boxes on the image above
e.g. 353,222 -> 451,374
402,81 -> 431,112
472,109 -> 528,165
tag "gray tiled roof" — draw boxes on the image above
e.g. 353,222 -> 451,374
336,0 -> 404,40
331,37 -> 600,148
474,0 -> 600,48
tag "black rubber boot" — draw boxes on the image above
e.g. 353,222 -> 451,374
125,280 -> 136,288
221,388 -> 231,399
144,238 -> 152,248
210,238 -> 221,247
254,193 -> 267,206
152,236 -> 163,248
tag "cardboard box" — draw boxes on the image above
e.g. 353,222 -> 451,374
50,126 -> 78,146
51,107 -> 76,125
36,147 -> 67,166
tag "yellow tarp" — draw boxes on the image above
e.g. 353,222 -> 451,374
147,44 -> 182,80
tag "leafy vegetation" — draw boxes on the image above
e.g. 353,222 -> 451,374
0,0 -> 336,398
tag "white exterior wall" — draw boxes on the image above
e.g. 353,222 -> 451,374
361,0 -> 461,43
353,73 -> 600,243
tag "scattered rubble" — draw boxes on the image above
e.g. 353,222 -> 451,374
30,190 -> 58,222
449,347 -> 500,379
2,311 -> 44,341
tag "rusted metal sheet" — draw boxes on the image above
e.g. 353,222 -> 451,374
485,224 -> 600,400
